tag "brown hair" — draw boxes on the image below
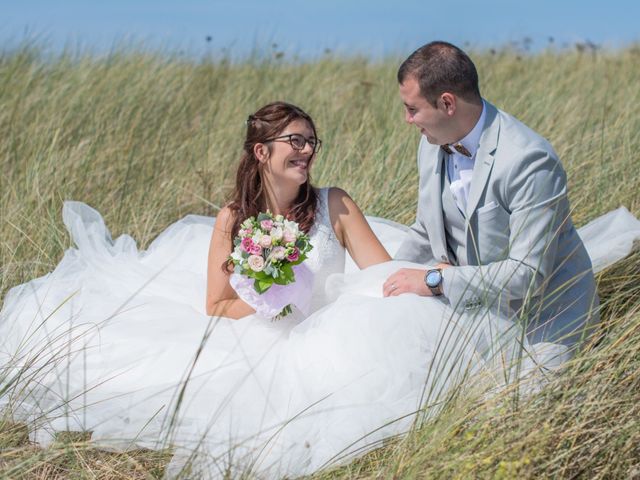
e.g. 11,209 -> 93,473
227,101 -> 319,244
397,41 -> 481,106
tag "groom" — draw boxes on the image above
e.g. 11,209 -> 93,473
383,41 -> 599,348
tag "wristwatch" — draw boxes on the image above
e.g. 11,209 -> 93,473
424,268 -> 443,296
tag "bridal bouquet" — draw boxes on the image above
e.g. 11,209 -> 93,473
228,212 -> 313,318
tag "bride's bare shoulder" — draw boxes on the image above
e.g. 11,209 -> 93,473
325,187 -> 367,243
327,187 -> 360,213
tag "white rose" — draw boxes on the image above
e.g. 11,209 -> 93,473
283,219 -> 299,234
271,227 -> 283,241
259,235 -> 272,248
230,246 -> 243,262
247,255 -> 265,272
270,246 -> 286,260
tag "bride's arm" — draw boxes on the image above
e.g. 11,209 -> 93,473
328,187 -> 391,268
206,207 -> 256,319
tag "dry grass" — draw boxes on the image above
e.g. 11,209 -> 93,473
1,43 -> 639,478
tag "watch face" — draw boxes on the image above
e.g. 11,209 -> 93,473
426,270 -> 442,288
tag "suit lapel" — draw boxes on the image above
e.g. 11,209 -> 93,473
466,103 -> 500,218
425,146 -> 449,263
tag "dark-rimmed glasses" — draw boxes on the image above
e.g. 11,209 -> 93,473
264,134 -> 322,154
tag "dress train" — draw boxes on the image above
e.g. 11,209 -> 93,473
1,200 -> 638,478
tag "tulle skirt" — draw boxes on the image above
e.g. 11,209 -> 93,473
1,202 -> 638,478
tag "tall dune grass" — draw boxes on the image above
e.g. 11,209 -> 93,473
1,44 -> 639,478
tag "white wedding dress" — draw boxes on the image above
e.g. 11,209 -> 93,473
1,188 -> 639,479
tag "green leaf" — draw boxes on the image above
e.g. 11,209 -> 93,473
257,212 -> 273,222
254,278 -> 273,294
274,304 -> 293,319
274,263 -> 295,285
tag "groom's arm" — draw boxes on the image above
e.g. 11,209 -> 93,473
394,136 -> 436,265
394,218 -> 435,264
441,146 -> 569,311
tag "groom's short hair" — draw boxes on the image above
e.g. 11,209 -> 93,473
398,41 -> 481,106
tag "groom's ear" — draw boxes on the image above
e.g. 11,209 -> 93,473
439,93 -> 456,116
253,143 -> 270,163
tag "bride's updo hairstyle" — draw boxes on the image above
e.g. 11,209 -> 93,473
227,101 -> 319,241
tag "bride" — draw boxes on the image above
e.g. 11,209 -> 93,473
205,101 -> 391,319
1,102 -> 639,479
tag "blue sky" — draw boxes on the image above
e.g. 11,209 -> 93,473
2,0 -> 639,58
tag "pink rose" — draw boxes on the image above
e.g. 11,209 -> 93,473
241,237 -> 253,253
259,235 -> 272,248
247,255 -> 265,272
283,229 -> 297,244
250,244 -> 263,255
287,247 -> 299,262
260,219 -> 274,231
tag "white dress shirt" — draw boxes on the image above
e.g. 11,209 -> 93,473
446,100 -> 486,214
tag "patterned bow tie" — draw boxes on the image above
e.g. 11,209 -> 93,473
441,143 -> 472,157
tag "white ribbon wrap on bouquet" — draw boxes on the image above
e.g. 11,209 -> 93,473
229,263 -> 314,318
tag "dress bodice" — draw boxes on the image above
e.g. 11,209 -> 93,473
305,188 -> 346,312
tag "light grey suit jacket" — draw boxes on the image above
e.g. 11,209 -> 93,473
395,101 -> 599,348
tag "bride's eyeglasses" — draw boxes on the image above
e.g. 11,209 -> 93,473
264,134 -> 322,154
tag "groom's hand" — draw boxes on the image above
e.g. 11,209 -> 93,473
383,268 -> 429,297
383,264 -> 451,297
